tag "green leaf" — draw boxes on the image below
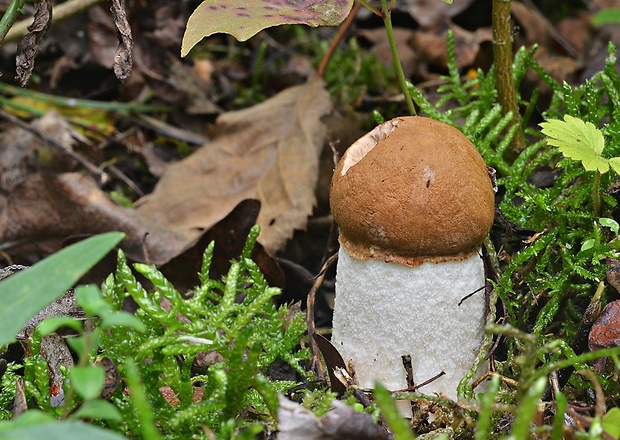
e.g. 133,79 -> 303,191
600,218 -> 620,235
603,407 -> 620,439
181,0 -> 354,56
592,8 -> 620,27
0,410 -> 53,431
540,115 -> 608,172
69,399 -> 122,422
609,157 -> 620,174
67,332 -> 100,360
70,365 -> 105,401
0,232 -> 124,347
100,312 -> 146,332
581,238 -> 596,252
0,421 -> 126,440
509,377 -> 547,439
75,285 -> 146,332
76,284 -> 110,316
37,316 -> 83,336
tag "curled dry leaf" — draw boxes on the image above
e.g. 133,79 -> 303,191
15,0 -> 53,86
137,75 -> 332,254
110,0 -> 133,82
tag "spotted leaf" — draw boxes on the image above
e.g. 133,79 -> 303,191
182,0 -> 354,56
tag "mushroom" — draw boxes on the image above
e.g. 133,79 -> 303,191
329,116 -> 495,405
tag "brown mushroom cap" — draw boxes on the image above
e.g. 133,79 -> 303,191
330,116 -> 495,267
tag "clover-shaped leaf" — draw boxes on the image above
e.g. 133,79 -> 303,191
540,115 -> 609,172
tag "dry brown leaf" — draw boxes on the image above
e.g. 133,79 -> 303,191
359,28 -> 417,77
394,0 -> 475,28
137,75 -> 332,254
410,24 -> 492,71
278,395 -> 389,440
0,172 -> 189,265
511,1 -> 553,48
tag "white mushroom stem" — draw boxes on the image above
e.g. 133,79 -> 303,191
331,246 -> 487,406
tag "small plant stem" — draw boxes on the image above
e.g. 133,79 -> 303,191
379,0 -> 416,116
317,2 -> 361,78
2,0 -> 105,44
61,327 -> 97,419
491,0 -> 525,153
593,170 -> 602,217
357,0 -> 382,17
0,82 -> 168,113
0,0 -> 27,43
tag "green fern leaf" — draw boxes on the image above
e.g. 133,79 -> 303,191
540,115 -> 608,172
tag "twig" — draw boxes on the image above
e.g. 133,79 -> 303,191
317,2 -> 361,78
307,252 -> 338,378
0,107 -> 106,181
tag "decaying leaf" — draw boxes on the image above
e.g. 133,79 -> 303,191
110,0 -> 133,82
181,0 -> 354,56
0,172 -> 189,265
278,395 -> 389,440
15,0 -> 53,86
12,377 -> 27,419
40,333 -> 74,407
137,75 -> 332,254
160,199 -> 285,291
392,0 -> 474,28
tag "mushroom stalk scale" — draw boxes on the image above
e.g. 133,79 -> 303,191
329,116 -> 495,409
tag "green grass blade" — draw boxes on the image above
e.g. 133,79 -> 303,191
508,377 -> 547,440
0,232 -> 124,346
374,381 -> 416,440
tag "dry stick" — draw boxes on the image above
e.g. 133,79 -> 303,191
0,108 -> 145,192
317,2 -> 361,78
0,108 -> 105,180
491,0 -> 525,154
3,0 -> 105,45
307,252 -> 338,379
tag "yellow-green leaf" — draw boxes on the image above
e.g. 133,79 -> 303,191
182,0 -> 354,56
540,115 -> 608,172
609,157 -> 620,174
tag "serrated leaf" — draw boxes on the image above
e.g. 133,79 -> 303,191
540,115 -> 608,172
181,0 -> 354,56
